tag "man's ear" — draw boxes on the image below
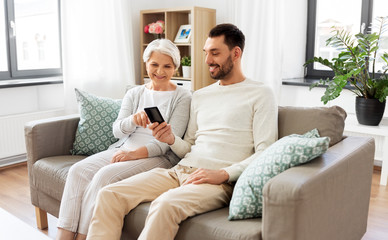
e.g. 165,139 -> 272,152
233,46 -> 242,61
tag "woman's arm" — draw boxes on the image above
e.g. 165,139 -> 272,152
112,87 -> 140,139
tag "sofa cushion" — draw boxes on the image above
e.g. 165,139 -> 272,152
228,129 -> 330,220
71,88 -> 122,155
32,155 -> 87,201
278,105 -> 346,146
122,203 -> 263,240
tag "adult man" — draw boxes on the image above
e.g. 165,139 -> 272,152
86,23 -> 278,240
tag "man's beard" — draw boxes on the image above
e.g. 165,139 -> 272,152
209,55 -> 234,80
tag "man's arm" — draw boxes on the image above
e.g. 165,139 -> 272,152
149,98 -> 197,158
222,87 -> 278,182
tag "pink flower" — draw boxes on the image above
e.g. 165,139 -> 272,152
154,25 -> 163,34
144,24 -> 150,33
145,20 -> 165,35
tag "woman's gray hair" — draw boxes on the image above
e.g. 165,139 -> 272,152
143,39 -> 181,69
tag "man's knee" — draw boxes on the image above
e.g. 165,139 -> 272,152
95,184 -> 116,203
150,192 -> 180,214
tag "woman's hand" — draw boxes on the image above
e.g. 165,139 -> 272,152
111,150 -> 137,163
132,111 -> 150,128
149,122 -> 175,145
111,147 -> 149,163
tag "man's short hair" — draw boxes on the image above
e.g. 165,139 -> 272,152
208,23 -> 245,52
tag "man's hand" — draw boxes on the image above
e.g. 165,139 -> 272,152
183,168 -> 229,185
132,111 -> 150,128
149,122 -> 175,145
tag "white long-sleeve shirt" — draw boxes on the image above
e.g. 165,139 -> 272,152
171,79 -> 278,182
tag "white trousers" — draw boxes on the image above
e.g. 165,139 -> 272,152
57,148 -> 172,235
87,165 -> 234,240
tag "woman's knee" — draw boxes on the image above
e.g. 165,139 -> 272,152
67,160 -> 88,179
90,167 -> 121,189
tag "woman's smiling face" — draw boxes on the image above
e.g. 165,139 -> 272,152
146,51 -> 175,83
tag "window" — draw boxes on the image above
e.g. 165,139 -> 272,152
306,0 -> 388,79
0,0 -> 61,83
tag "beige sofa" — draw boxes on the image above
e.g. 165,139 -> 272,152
24,106 -> 375,240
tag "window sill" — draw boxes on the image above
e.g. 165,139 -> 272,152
282,77 -> 354,89
282,77 -> 318,87
0,76 -> 63,89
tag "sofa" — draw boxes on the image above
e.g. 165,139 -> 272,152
24,105 -> 375,240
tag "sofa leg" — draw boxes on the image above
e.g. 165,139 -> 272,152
35,207 -> 48,230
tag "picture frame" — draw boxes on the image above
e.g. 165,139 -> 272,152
174,25 -> 192,43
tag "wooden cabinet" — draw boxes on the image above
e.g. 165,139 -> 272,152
140,7 -> 216,91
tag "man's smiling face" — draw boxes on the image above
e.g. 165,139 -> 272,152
203,35 -> 234,80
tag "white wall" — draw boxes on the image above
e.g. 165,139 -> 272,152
1,0 -> 234,117
281,0 -> 308,80
3,0 -> 331,118
0,83 -> 65,117
280,84 -> 388,117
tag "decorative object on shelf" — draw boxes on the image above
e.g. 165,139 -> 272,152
181,56 -> 191,78
174,25 -> 192,43
144,20 -> 165,39
304,16 -> 388,126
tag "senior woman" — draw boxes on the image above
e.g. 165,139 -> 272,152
56,39 -> 191,240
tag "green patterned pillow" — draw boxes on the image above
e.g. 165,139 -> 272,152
228,129 -> 330,220
71,89 -> 122,155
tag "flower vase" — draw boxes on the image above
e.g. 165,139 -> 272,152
153,34 -> 162,39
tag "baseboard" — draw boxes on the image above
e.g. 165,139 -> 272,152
374,159 -> 382,167
0,154 -> 27,169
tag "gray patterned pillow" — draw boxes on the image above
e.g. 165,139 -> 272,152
228,129 -> 330,220
71,89 -> 122,155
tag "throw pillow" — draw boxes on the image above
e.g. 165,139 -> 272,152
71,88 -> 122,155
278,106 -> 347,146
228,129 -> 330,220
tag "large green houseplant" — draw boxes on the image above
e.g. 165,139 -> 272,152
304,16 -> 388,125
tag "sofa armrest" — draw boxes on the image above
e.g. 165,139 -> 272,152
24,114 -> 80,165
261,136 -> 374,240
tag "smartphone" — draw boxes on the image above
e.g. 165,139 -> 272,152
144,107 -> 165,123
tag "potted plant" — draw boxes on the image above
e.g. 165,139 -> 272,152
181,56 -> 191,78
304,16 -> 388,126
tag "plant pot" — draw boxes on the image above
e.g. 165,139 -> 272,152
355,97 -> 386,126
182,66 -> 191,78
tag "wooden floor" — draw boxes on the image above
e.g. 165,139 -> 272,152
0,163 -> 387,240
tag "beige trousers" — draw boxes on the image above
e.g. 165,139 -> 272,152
87,165 -> 234,240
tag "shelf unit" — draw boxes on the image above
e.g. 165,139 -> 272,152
140,7 -> 216,91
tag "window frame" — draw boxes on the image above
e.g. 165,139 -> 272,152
305,0 -> 374,79
0,0 -> 62,84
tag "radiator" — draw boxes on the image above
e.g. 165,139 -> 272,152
344,131 -> 383,167
0,109 -> 66,167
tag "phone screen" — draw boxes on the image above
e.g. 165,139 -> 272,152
144,107 -> 165,123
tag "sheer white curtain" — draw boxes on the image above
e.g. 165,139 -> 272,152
61,0 -> 135,113
232,0 -> 285,95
